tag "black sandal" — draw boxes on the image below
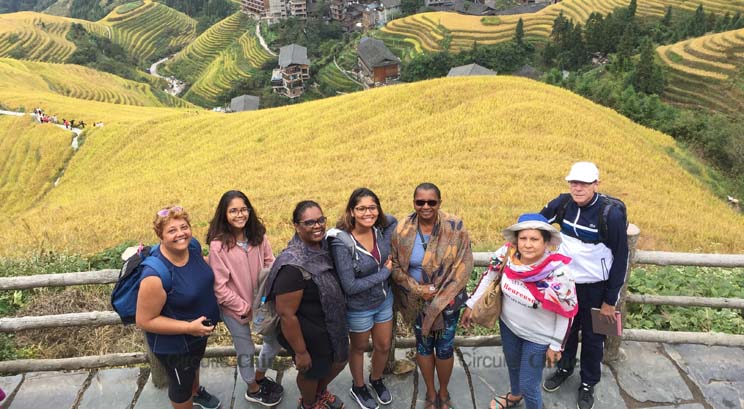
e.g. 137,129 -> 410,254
490,393 -> 523,409
439,393 -> 453,409
424,396 -> 438,409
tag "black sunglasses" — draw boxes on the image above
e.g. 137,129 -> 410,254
297,216 -> 327,227
414,200 -> 439,207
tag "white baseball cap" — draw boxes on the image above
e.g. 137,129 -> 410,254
565,162 -> 599,183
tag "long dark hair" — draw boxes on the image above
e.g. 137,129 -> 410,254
336,187 -> 389,231
206,190 -> 266,249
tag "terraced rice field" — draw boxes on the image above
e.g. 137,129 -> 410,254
0,12 -> 107,62
657,28 -> 744,114
102,0 -> 197,63
178,20 -> 271,107
1,76 -> 743,255
316,64 -> 362,94
382,0 -> 744,53
164,12 -> 254,84
0,58 -> 194,108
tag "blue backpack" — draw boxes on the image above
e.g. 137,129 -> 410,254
111,244 -> 173,325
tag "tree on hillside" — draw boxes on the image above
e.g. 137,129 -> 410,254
661,6 -> 672,26
627,0 -> 636,18
688,5 -> 707,37
514,18 -> 524,46
632,37 -> 664,95
613,24 -> 635,72
400,0 -> 423,16
584,12 -> 608,54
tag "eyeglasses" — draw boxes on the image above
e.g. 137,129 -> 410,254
157,206 -> 183,217
298,216 -> 327,227
354,205 -> 379,214
228,207 -> 250,216
414,200 -> 439,207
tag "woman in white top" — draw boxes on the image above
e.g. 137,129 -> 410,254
461,213 -> 578,409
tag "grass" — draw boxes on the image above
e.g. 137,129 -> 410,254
381,0 -> 744,53
0,116 -> 72,216
114,0 -> 144,15
0,76 -> 743,256
480,16 -> 501,26
657,28 -> 744,114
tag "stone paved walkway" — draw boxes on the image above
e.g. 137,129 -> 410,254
1,342 -> 742,409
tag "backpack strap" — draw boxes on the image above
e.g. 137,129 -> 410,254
143,246 -> 173,293
553,193 -> 572,226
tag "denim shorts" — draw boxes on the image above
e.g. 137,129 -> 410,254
414,308 -> 460,360
346,291 -> 394,333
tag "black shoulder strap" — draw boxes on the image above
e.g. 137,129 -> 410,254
554,193 -> 572,225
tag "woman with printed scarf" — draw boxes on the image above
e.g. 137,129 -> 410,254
391,183 -> 473,409
265,200 -> 349,409
326,188 -> 398,409
461,213 -> 578,409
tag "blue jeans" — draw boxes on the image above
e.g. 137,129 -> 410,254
499,320 -> 549,409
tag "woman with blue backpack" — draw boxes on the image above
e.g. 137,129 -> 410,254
206,190 -> 283,406
135,205 -> 222,409
326,188 -> 397,409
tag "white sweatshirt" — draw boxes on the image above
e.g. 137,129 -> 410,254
467,248 -> 571,351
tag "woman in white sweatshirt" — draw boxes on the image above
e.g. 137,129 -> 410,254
461,214 -> 578,409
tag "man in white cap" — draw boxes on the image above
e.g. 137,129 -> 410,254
539,162 -> 628,409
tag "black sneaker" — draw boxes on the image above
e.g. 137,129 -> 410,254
257,376 -> 285,396
349,385 -> 379,409
543,368 -> 572,392
245,383 -> 282,407
368,376 -> 392,405
577,383 -> 594,409
193,386 -> 221,409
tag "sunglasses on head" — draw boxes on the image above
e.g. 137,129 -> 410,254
157,206 -> 183,217
298,216 -> 327,227
414,200 -> 439,207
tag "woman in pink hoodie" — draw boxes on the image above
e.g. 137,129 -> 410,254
206,190 -> 283,406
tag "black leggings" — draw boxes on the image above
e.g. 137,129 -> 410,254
154,341 -> 207,403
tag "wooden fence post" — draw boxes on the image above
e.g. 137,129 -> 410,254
384,308 -> 397,374
604,223 -> 640,362
143,332 -> 169,388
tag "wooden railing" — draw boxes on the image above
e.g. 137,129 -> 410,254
1,224 -> 743,382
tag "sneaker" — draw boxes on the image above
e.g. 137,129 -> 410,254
577,383 -> 594,409
245,383 -> 282,407
543,368 -> 572,392
349,385 -> 378,409
368,376 -> 392,405
319,390 -> 345,409
257,376 -> 285,396
193,386 -> 221,409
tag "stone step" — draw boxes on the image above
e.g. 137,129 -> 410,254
79,368 -> 140,409
7,371 -> 88,409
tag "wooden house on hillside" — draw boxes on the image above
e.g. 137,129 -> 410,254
357,37 -> 400,87
272,44 -> 311,98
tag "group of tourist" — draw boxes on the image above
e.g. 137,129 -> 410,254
134,161 -> 628,409
31,107 -> 102,129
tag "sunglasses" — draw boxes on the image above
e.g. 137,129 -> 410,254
297,216 -> 327,227
157,206 -> 183,217
414,200 -> 439,207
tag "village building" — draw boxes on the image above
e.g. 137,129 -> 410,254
272,44 -> 311,98
357,37 -> 400,87
446,63 -> 497,77
240,0 -> 307,21
330,0 -> 346,21
230,95 -> 260,112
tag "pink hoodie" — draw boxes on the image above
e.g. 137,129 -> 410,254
209,235 -> 275,324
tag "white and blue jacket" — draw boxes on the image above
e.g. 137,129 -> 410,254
540,193 -> 628,306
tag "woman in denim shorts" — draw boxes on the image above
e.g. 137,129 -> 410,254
327,188 -> 398,409
391,183 -> 473,409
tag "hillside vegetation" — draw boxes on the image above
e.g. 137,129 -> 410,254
0,77 -> 742,255
0,0 -> 196,65
0,116 -> 73,215
381,0 -> 744,53
163,12 -> 270,106
657,28 -> 744,114
0,58 -> 195,108
0,12 -> 107,62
